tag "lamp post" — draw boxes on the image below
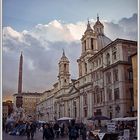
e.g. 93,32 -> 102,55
115,105 -> 120,117
47,112 -> 49,121
54,111 -> 57,121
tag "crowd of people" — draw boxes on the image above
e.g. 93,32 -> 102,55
4,119 -> 88,140
41,120 -> 87,140
3,118 -> 137,140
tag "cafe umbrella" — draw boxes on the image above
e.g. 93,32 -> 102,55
87,115 -> 110,128
57,117 -> 74,121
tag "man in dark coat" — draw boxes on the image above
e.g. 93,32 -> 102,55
53,122 -> 60,138
43,124 -> 52,140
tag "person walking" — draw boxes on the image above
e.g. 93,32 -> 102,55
43,124 -> 52,140
30,121 -> 36,139
81,124 -> 87,140
26,122 -> 32,140
68,120 -> 79,140
53,122 -> 60,138
48,123 -> 54,140
60,123 -> 65,137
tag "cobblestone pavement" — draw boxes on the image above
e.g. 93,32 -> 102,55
2,131 -> 83,140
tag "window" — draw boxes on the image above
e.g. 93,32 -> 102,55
97,93 -> 100,103
84,108 -> 87,117
113,52 -> 117,60
107,88 -> 112,101
106,72 -> 111,84
73,101 -> 77,118
91,38 -> 94,50
84,40 -> 86,51
106,53 -> 110,65
84,94 -> 87,105
96,109 -> 102,115
112,47 -> 117,60
95,87 -> 101,104
113,69 -> 118,82
128,56 -> 131,62
129,88 -> 134,101
64,64 -> 66,72
128,68 -> 133,81
68,108 -> 70,117
114,88 -> 119,100
85,63 -> 87,74
100,91 -> 103,103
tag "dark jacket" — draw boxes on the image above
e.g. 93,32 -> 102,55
53,123 -> 59,131
43,128 -> 52,139
26,123 -> 31,133
69,125 -> 79,138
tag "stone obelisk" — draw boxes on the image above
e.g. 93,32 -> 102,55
16,52 -> 23,108
18,52 -> 23,93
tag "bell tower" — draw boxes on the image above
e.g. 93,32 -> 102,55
93,14 -> 112,50
81,20 -> 96,55
58,50 -> 70,88
93,14 -> 104,36
77,20 -> 97,77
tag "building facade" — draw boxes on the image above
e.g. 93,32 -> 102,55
13,92 -> 43,120
36,90 -> 54,121
131,53 -> 137,116
36,17 -> 137,123
2,100 -> 13,124
3,102 -> 9,123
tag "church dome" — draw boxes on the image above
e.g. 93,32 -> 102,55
97,34 -> 112,50
93,15 -> 112,50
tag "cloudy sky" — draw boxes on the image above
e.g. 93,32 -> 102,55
2,0 -> 138,100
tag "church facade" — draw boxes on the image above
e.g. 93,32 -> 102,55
36,17 -> 137,123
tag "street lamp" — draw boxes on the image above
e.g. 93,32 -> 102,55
115,105 -> 120,117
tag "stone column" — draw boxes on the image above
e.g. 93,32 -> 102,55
88,92 -> 92,117
80,95 -> 83,121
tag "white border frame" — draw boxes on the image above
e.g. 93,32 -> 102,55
137,0 -> 139,139
0,0 -> 139,140
0,0 -> 2,140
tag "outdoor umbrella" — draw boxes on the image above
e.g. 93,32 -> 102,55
57,117 -> 74,121
87,115 -> 110,121
112,117 -> 137,121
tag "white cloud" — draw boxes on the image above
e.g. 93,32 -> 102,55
104,13 -> 137,40
29,20 -> 76,43
2,13 -> 137,99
